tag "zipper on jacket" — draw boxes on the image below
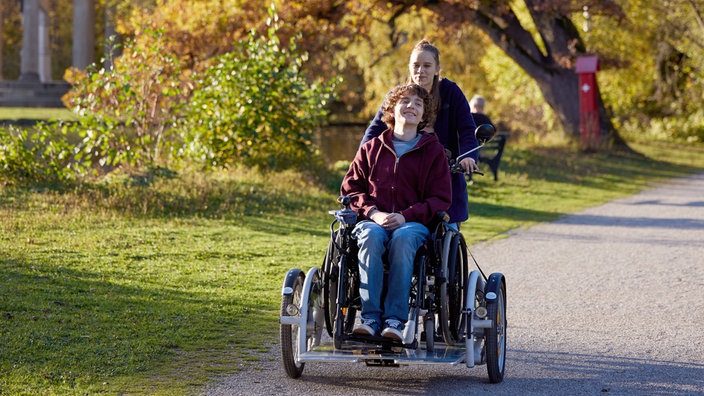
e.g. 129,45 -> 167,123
385,133 -> 430,215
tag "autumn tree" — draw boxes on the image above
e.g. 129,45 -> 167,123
359,0 -> 619,145
0,3 -> 3,79
468,1 -> 622,144
112,0 -> 702,145
0,1 -> 21,80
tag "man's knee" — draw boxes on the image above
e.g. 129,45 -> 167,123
354,222 -> 388,257
388,223 -> 427,261
391,223 -> 428,245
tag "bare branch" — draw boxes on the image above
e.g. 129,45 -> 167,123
687,0 -> 704,34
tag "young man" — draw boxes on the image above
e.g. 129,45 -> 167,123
340,84 -> 452,341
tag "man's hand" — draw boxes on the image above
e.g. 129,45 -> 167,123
370,210 -> 406,231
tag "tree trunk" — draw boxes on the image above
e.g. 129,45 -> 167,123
0,4 -> 4,80
429,1 -> 624,147
533,67 -> 581,136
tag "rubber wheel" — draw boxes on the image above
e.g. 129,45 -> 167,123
424,316 -> 435,352
440,233 -> 467,345
322,229 -> 342,337
486,281 -> 507,383
280,271 -> 308,379
343,257 -> 359,336
332,263 -> 358,349
332,255 -> 349,350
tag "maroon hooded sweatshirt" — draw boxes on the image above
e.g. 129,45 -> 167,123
341,128 -> 452,226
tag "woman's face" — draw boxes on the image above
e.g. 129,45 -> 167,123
394,93 -> 425,126
409,50 -> 439,90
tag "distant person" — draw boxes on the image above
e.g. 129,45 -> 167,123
469,94 -> 494,128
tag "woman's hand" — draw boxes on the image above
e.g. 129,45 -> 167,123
459,157 -> 478,173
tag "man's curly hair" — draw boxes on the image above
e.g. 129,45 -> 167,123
381,84 -> 435,131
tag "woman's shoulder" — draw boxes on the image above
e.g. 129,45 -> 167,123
439,78 -> 461,91
439,78 -> 466,98
439,78 -> 470,107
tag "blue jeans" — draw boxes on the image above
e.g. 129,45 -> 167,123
352,220 -> 429,325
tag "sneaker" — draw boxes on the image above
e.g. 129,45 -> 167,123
353,318 -> 379,336
381,319 -> 404,341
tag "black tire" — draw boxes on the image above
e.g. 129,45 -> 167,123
333,314 -> 344,349
343,255 -> 359,336
329,231 -> 359,349
440,233 -> 467,345
332,255 -> 348,350
280,271 -> 309,379
424,316 -> 435,352
449,235 -> 468,339
486,281 -> 507,383
279,271 -> 323,378
322,232 -> 340,337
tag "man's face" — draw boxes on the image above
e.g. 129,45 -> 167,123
394,93 -> 424,126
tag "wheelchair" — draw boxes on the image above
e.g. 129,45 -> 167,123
320,197 -> 469,351
279,124 -> 506,383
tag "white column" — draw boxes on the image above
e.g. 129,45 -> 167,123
20,0 -> 40,81
38,7 -> 51,81
73,0 -> 95,70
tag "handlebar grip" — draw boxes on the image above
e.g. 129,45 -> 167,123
450,164 -> 484,177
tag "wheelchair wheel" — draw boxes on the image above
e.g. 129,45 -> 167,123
486,279 -> 507,383
322,232 -> 340,337
439,232 -> 468,345
424,315 -> 435,352
323,227 -> 359,349
331,256 -> 358,349
280,269 -> 322,379
466,269 -> 486,366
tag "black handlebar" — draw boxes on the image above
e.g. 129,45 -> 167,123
449,161 -> 484,176
446,123 -> 495,177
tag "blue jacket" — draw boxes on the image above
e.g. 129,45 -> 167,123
360,78 -> 478,222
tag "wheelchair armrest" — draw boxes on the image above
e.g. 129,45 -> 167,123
427,211 -> 451,233
435,211 -> 451,223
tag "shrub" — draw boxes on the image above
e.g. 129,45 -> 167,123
63,28 -> 190,172
619,110 -> 704,144
180,9 -> 339,171
0,123 -> 82,187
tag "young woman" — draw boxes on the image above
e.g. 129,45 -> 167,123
341,83 -> 451,341
361,40 -> 479,225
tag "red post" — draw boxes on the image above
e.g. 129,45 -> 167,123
575,56 -> 600,151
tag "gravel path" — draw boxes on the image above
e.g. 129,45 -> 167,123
201,172 -> 704,395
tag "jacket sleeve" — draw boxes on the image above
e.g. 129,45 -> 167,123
399,145 -> 452,225
340,145 -> 377,219
359,108 -> 386,149
450,84 -> 480,162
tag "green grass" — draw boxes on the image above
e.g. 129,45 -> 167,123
1,140 -> 703,395
0,107 -> 77,121
466,142 -> 704,241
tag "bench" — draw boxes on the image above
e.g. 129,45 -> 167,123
478,131 -> 509,181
